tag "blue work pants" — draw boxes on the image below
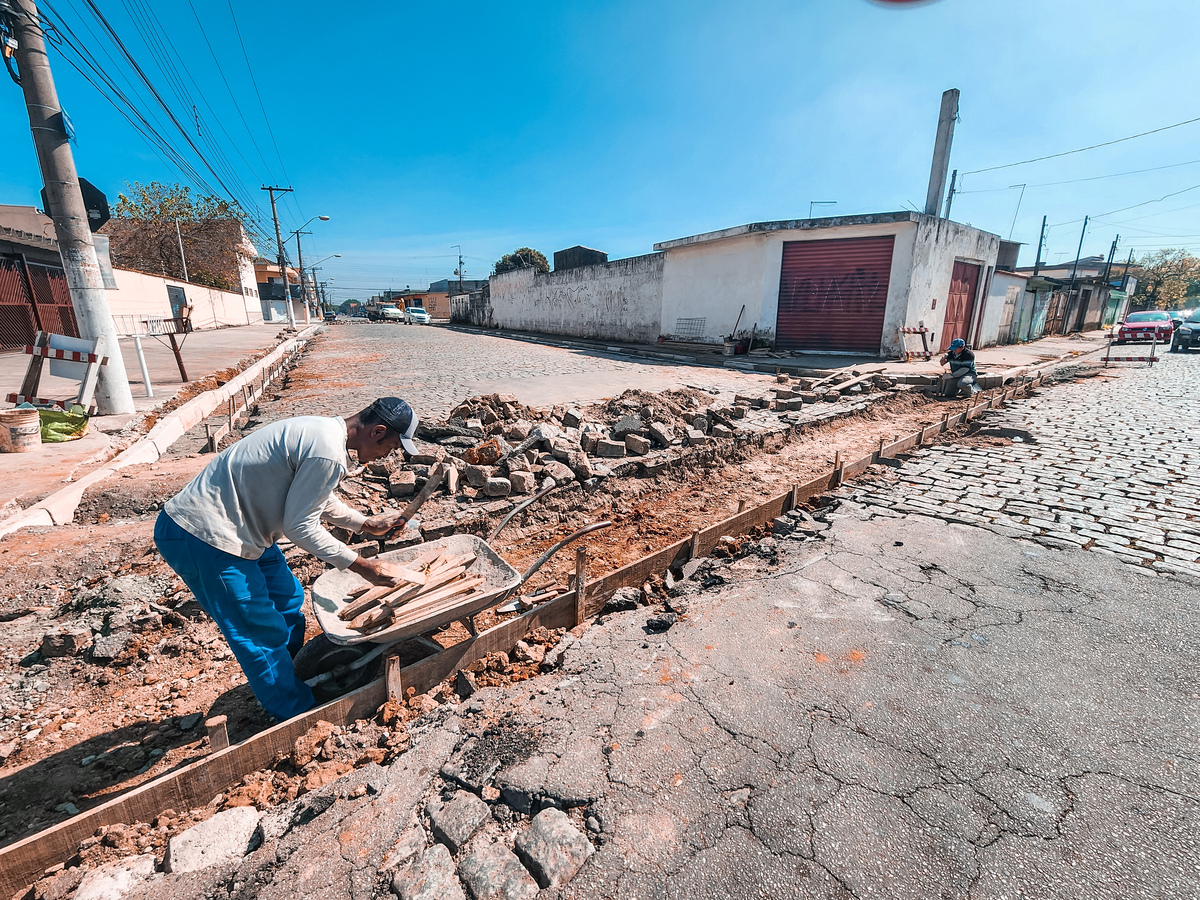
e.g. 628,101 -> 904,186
153,510 -> 315,721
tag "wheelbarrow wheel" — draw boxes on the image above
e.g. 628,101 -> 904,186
293,634 -> 383,705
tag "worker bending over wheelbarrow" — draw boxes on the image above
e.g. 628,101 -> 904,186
154,397 -> 421,721
939,338 -> 980,398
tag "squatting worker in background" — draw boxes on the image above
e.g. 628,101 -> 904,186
939,338 -> 979,398
154,398 -> 421,721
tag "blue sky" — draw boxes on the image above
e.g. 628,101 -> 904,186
2,0 -> 1198,302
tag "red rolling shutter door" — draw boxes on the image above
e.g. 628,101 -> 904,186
776,236 -> 895,354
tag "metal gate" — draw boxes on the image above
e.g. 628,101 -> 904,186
0,256 -> 79,351
775,236 -> 895,354
940,260 -> 980,351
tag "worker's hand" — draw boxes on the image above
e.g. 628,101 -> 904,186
349,555 -> 408,586
361,512 -> 407,538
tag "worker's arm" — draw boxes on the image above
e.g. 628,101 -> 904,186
282,458 -> 368,570
321,495 -> 367,534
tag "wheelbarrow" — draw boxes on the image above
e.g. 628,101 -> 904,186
294,497 -> 611,701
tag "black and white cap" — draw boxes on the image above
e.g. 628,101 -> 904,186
372,397 -> 419,455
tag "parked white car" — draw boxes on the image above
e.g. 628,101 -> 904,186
405,307 -> 431,324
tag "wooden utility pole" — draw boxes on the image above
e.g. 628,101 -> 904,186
262,185 -> 295,329
12,0 -> 135,414
1032,215 -> 1047,277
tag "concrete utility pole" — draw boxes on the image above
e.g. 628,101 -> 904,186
262,185 -> 295,329
294,230 -> 309,324
924,88 -> 960,218
942,170 -> 957,219
452,244 -> 463,294
12,0 -> 134,414
174,219 -> 189,282
1032,215 -> 1047,277
1102,236 -> 1119,285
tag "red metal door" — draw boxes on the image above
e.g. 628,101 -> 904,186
776,236 -> 894,354
940,260 -> 980,351
0,257 -> 38,352
26,263 -> 79,338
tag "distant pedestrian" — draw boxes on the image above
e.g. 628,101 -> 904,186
939,338 -> 979,398
154,398 -> 421,721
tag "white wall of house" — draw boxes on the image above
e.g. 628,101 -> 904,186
108,268 -> 263,329
489,254 -> 664,343
902,217 -> 1000,355
977,271 -> 1029,347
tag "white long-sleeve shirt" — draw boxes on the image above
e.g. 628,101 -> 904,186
165,416 -> 367,569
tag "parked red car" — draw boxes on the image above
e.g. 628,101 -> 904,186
1115,310 -> 1173,344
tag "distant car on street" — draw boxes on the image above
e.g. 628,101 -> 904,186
378,306 -> 404,322
405,307 -> 431,324
1170,310 -> 1200,352
323,311 -> 338,323
1115,310 -> 1173,344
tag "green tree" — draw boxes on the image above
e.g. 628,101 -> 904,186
493,247 -> 549,275
103,182 -> 257,290
1131,248 -> 1200,310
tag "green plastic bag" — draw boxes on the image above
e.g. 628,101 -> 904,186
38,404 -> 89,443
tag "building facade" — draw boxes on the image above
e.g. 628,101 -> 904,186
486,211 -> 1002,357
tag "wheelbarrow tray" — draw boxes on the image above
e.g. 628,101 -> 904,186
311,534 -> 521,647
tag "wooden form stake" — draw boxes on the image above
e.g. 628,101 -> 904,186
574,547 -> 588,627
204,715 -> 229,752
385,655 -> 403,705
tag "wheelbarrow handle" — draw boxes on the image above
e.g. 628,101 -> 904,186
516,520 -> 612,587
487,482 -> 563,543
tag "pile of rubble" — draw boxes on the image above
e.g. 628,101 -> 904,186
350,373 -> 903,516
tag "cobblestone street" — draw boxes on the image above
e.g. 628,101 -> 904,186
854,353 -> 1200,578
276,323 -> 777,421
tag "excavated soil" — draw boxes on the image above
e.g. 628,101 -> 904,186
0,376 -> 1058,849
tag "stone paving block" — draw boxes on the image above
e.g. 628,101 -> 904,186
393,843 -> 467,900
427,790 -> 490,854
74,855 -> 157,900
164,806 -> 260,873
458,839 -> 540,900
514,808 -> 594,889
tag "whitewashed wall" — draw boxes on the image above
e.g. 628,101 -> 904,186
489,254 -> 664,343
108,268 -> 263,329
977,271 -> 1029,347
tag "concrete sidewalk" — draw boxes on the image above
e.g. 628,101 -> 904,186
0,323 -> 287,514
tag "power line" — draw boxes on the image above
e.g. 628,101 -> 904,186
961,115 -> 1200,176
223,1 -> 303,226
957,157 -> 1200,195
1053,182 -> 1200,228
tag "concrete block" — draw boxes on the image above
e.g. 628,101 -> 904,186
163,807 -> 260,873
611,415 -> 644,438
509,470 -> 536,494
562,408 -> 583,428
710,424 -> 733,439
392,843 -> 466,900
594,439 -> 626,458
686,430 -> 708,446
543,460 -> 576,485
639,457 -> 669,477
464,465 -> 492,488
483,477 -> 512,498
567,451 -> 593,481
389,470 -> 418,498
41,628 -> 92,658
514,808 -> 594,889
458,839 -> 539,900
427,790 -> 490,853
648,421 -> 675,447
74,854 -> 157,900
624,434 -> 651,455
581,432 -> 600,454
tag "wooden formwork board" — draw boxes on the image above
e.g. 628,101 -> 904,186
1,378 -> 1048,895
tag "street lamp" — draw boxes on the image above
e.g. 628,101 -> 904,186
309,256 -> 340,312
288,215 -> 331,325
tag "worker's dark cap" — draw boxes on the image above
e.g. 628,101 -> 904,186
372,397 -> 419,455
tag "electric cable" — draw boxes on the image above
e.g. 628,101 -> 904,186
962,115 -> 1200,176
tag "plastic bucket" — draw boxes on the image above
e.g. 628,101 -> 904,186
0,408 -> 42,453
722,341 -> 735,356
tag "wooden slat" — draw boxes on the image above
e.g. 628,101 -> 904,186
0,680 -> 384,898
584,537 -> 692,617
